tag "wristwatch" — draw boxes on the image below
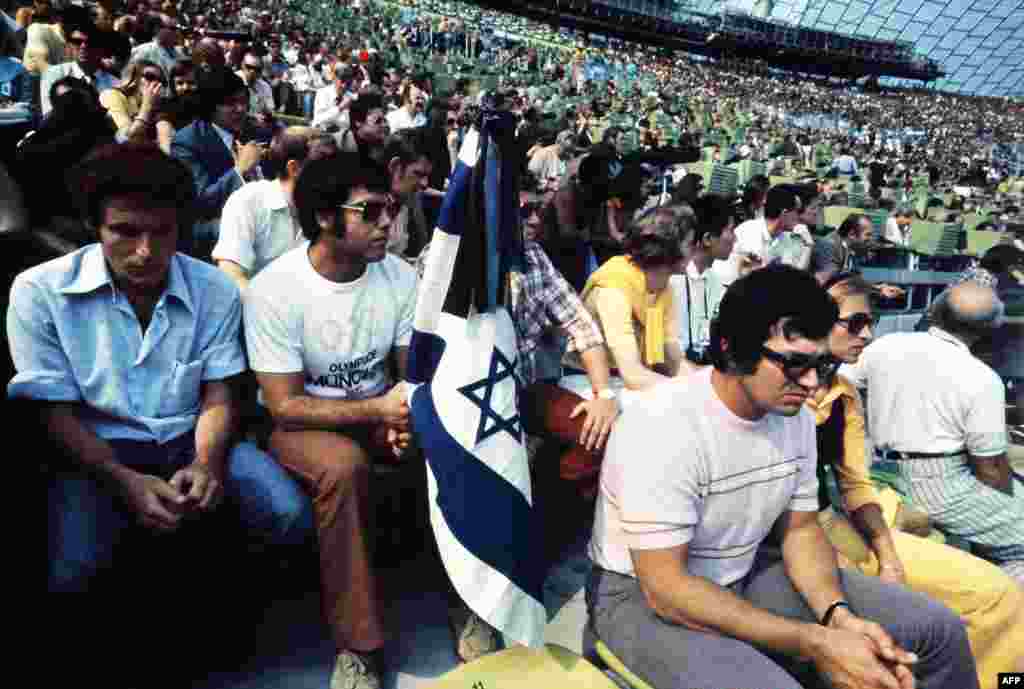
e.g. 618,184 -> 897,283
596,388 -> 617,401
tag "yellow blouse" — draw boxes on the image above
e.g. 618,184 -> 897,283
806,374 -> 879,514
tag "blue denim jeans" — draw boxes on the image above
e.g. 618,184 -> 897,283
48,435 -> 313,592
302,91 -> 316,120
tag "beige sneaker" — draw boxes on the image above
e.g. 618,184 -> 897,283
330,650 -> 382,689
447,603 -> 499,663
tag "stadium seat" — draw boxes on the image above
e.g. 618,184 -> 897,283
966,229 -> 1004,258
425,643 -> 621,688
822,205 -> 862,230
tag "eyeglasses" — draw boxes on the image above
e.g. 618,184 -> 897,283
761,347 -> 841,385
242,63 -> 261,71
141,72 -> 166,83
67,35 -> 89,46
836,312 -> 878,337
340,197 -> 399,224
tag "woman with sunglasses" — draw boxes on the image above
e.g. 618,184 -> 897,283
810,272 -> 1024,687
99,59 -> 164,143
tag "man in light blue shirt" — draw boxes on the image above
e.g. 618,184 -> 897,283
7,143 -> 310,592
831,149 -> 859,177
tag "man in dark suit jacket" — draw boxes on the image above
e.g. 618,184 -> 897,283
171,67 -> 265,252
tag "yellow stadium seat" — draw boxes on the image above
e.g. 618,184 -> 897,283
425,643 -> 621,689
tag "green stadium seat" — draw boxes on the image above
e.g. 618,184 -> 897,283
966,230 -> 1004,258
822,206 -> 864,231
909,221 -> 962,257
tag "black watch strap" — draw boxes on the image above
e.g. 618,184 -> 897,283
820,600 -> 851,627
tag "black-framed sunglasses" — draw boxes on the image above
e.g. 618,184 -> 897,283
761,347 -> 841,385
141,72 -> 166,84
340,196 -> 399,224
836,312 -> 878,337
242,63 -> 262,71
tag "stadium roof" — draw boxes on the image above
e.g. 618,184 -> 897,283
674,0 -> 1024,97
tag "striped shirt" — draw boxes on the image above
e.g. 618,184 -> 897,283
590,367 -> 819,586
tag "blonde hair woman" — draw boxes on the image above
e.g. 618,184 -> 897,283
811,272 -> 1024,687
99,60 -> 164,142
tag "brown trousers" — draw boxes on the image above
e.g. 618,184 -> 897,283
268,424 -> 392,653
521,382 -> 604,494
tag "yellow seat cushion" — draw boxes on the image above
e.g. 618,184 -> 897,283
426,644 -> 620,689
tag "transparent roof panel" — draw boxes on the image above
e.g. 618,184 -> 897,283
682,0 -> 1024,96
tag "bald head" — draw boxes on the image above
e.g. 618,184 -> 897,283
935,281 -> 1004,341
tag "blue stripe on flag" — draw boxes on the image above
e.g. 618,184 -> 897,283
406,330 -> 446,384
410,382 -> 544,605
484,136 -> 500,310
437,159 -> 473,237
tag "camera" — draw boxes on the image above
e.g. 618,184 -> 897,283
686,342 -> 712,366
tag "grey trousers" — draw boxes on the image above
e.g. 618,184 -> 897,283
585,549 -> 978,689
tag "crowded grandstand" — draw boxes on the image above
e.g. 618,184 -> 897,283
4,0 -> 1024,686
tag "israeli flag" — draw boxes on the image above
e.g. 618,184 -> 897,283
405,111 -> 545,648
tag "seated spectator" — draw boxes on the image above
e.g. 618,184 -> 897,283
377,127 -> 433,262
311,62 -> 354,130
171,66 -> 266,248
191,36 -> 227,73
671,193 -> 735,365
883,205 -> 914,247
8,143 -> 305,594
237,48 -> 275,133
527,129 -> 575,193
812,272 -> 1024,684
23,0 -> 84,70
831,148 -> 859,176
670,172 -> 705,208
128,14 -> 180,82
335,91 -> 389,158
0,35 -> 28,104
587,264 -> 978,689
772,182 -> 818,271
99,60 -> 164,142
713,184 -> 803,286
811,213 -> 873,283
39,19 -> 116,117
14,76 -> 116,234
155,59 -> 199,153
386,77 -> 427,132
559,224 -> 693,410
213,126 -> 337,290
243,151 -> 413,689
843,281 -> 1023,582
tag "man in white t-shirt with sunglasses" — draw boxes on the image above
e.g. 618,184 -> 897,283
244,151 -> 416,689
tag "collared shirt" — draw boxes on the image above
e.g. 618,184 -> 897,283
386,105 -> 426,132
509,241 -> 603,386
712,217 -> 779,286
212,179 -> 303,277
235,72 -> 275,115
671,260 -> 725,353
39,62 -> 118,116
311,84 -> 350,130
7,245 -> 246,443
883,218 -> 910,247
840,327 -> 1008,458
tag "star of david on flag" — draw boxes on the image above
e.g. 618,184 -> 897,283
404,107 -> 545,648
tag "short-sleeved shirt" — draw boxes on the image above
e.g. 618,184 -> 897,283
212,179 -> 303,277
243,246 -> 417,401
712,217 -> 781,286
840,328 -> 1008,457
590,367 -> 819,586
7,245 -> 246,443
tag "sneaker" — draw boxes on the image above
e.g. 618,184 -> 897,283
448,603 -> 499,663
330,649 -> 382,689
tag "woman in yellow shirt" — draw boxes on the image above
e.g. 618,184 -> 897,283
812,272 -> 1024,688
99,60 -> 164,143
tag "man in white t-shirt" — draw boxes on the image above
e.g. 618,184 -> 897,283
587,264 -> 976,689
213,127 -> 337,290
243,152 -> 415,689
712,184 -> 802,286
841,282 -> 1024,582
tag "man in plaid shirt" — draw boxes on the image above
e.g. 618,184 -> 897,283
513,196 -> 620,503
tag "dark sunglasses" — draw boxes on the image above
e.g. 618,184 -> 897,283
340,197 -> 398,224
836,312 -> 878,337
141,72 -> 166,83
242,63 -> 262,71
761,347 -> 841,385
520,201 -> 543,218
67,35 -> 89,46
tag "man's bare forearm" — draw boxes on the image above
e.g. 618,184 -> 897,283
780,516 -> 847,621
849,503 -> 899,562
971,453 -> 1013,496
43,403 -> 132,486
271,394 -> 384,432
194,382 -> 238,477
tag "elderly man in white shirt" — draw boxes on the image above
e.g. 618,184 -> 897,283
312,63 -> 356,130
213,127 -> 337,290
842,282 -> 1024,583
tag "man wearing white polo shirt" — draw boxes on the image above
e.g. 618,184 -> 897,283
842,281 -> 1024,582
586,265 -> 977,689
712,184 -> 802,286
213,127 -> 337,290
